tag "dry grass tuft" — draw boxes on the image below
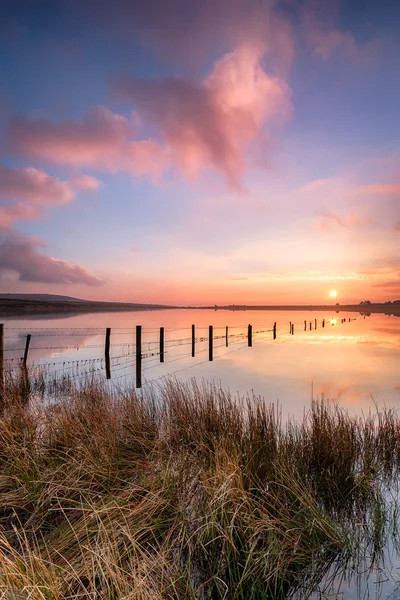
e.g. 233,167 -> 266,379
0,376 -> 399,598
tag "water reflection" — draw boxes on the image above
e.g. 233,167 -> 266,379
2,309 -> 400,420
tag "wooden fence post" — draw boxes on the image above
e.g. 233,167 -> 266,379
315,319 -> 317,329
291,324 -> 294,335
322,319 -> 325,328
273,322 -> 277,340
310,322 -> 312,331
209,326 -> 213,361
192,325 -> 195,357
136,325 -> 142,388
304,320 -> 307,331
226,326 -> 228,347
23,334 -> 31,367
248,324 -> 252,347
105,328 -> 111,379
160,327 -> 164,363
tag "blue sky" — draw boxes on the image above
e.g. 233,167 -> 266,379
0,0 -> 399,304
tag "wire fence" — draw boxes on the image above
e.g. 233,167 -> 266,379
0,316 -> 357,390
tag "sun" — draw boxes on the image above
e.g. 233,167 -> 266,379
329,290 -> 338,298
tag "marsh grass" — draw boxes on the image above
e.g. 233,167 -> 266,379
0,373 -> 399,599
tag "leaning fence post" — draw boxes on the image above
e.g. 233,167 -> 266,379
136,325 -> 142,388
273,322 -> 277,340
105,328 -> 111,379
209,325 -> 213,361
160,327 -> 164,363
248,324 -> 252,347
192,324 -> 195,357
0,324 -> 4,405
23,334 -> 31,367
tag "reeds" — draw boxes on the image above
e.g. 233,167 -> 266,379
0,375 -> 399,598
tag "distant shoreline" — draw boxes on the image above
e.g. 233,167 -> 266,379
1,296 -> 399,318
208,304 -> 400,315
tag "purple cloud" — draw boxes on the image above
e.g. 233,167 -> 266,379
0,230 -> 105,286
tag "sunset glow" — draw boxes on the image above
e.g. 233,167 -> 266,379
0,1 -> 399,304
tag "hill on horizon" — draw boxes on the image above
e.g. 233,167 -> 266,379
0,293 -> 89,303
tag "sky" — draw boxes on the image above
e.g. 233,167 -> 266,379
0,0 -> 399,305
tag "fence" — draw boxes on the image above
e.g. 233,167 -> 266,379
0,316 -> 356,392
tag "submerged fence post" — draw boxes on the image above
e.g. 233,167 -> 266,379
23,334 -> 31,367
248,324 -> 252,347
310,322 -> 312,331
304,320 -> 307,331
322,319 -> 325,328
136,325 -> 142,388
289,321 -> 292,333
192,324 -> 195,357
315,318 -> 317,329
209,325 -> 213,361
291,324 -> 294,335
105,328 -> 111,379
160,327 -> 164,363
0,324 -> 4,405
226,325 -> 228,347
273,322 -> 277,340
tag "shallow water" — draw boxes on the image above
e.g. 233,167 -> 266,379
2,308 -> 400,421
2,308 -> 400,598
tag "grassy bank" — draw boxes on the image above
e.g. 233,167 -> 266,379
0,375 -> 399,599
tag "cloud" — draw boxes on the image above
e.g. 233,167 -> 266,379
116,44 -> 292,187
0,230 -> 105,286
0,165 -> 77,227
395,223 -> 400,232
0,165 -> 99,228
6,46 -> 291,188
69,0 -> 295,73
315,210 -> 375,233
0,164 -> 74,205
6,106 -> 169,179
300,0 -> 378,62
71,174 -> 102,190
359,184 -> 400,196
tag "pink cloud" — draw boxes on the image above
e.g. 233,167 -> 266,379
71,174 -> 102,190
301,1 -> 378,62
0,165 -> 78,228
7,107 -> 169,179
359,184 -> 400,196
6,46 -> 291,188
0,165 -> 100,228
71,0 -> 295,73
0,165 -> 74,206
316,210 -> 375,232
395,223 -> 400,232
0,229 -> 105,286
116,44 -> 292,187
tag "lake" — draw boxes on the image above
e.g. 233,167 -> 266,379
2,307 -> 400,598
2,308 -> 399,421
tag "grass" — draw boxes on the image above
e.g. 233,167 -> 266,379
0,372 -> 399,599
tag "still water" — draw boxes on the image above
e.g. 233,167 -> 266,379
2,308 -> 400,420
2,308 -> 400,598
